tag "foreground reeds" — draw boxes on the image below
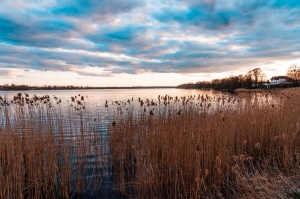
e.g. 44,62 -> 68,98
0,93 -> 103,199
108,88 -> 300,198
1,89 -> 300,198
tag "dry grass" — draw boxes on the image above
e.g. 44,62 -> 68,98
108,88 -> 300,198
0,93 -> 103,199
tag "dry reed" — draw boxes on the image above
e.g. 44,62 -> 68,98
108,88 -> 300,198
1,89 -> 300,198
0,93 -> 103,199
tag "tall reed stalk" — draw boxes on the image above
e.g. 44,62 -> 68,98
108,88 -> 300,198
0,93 -> 103,199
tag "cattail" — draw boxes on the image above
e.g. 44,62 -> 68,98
150,110 -> 154,115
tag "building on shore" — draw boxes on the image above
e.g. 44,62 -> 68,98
270,76 -> 294,85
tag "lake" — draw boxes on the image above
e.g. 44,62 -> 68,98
0,88 -> 227,127
0,88 -> 223,108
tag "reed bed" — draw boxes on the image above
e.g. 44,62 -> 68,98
0,93 -> 104,199
108,88 -> 300,198
1,89 -> 300,198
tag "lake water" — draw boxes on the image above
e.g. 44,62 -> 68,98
0,88 -> 226,126
0,88 -> 234,151
0,88 -> 223,108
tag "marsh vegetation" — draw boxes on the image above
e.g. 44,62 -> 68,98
1,88 -> 300,198
109,88 -> 300,198
0,93 -> 104,198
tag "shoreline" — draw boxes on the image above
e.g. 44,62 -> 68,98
234,88 -> 283,93
0,86 -> 177,91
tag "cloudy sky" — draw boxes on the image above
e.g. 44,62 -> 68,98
0,0 -> 300,86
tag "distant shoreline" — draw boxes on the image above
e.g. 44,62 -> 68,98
0,86 -> 177,91
234,88 -> 281,93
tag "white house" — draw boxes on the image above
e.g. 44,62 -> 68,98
270,76 -> 294,85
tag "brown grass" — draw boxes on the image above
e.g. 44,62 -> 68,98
0,93 -> 103,199
108,88 -> 300,198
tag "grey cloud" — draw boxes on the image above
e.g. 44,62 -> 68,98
1,0 -> 300,78
75,71 -> 115,77
0,69 -> 11,76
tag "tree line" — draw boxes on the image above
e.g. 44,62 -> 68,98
0,84 -> 83,91
177,64 -> 300,92
0,84 -> 175,91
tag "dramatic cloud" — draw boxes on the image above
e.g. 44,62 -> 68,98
0,0 -> 300,85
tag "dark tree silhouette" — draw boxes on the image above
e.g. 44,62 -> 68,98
178,68 -> 269,91
286,64 -> 300,86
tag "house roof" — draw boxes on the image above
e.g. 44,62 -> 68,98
271,76 -> 294,81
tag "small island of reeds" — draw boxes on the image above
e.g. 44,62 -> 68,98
1,88 -> 300,198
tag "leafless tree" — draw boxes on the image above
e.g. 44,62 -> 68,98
286,64 -> 300,85
247,68 -> 265,87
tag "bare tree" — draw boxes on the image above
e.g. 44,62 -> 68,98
247,68 -> 265,88
258,73 -> 267,86
286,64 -> 300,85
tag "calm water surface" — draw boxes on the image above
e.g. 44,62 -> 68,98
0,88 -> 222,107
0,88 -> 226,118
0,88 -> 231,135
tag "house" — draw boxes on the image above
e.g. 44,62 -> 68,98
270,76 -> 294,85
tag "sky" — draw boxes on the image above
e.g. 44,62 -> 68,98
0,0 -> 300,87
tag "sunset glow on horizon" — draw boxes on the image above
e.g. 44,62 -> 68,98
1,0 -> 300,86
